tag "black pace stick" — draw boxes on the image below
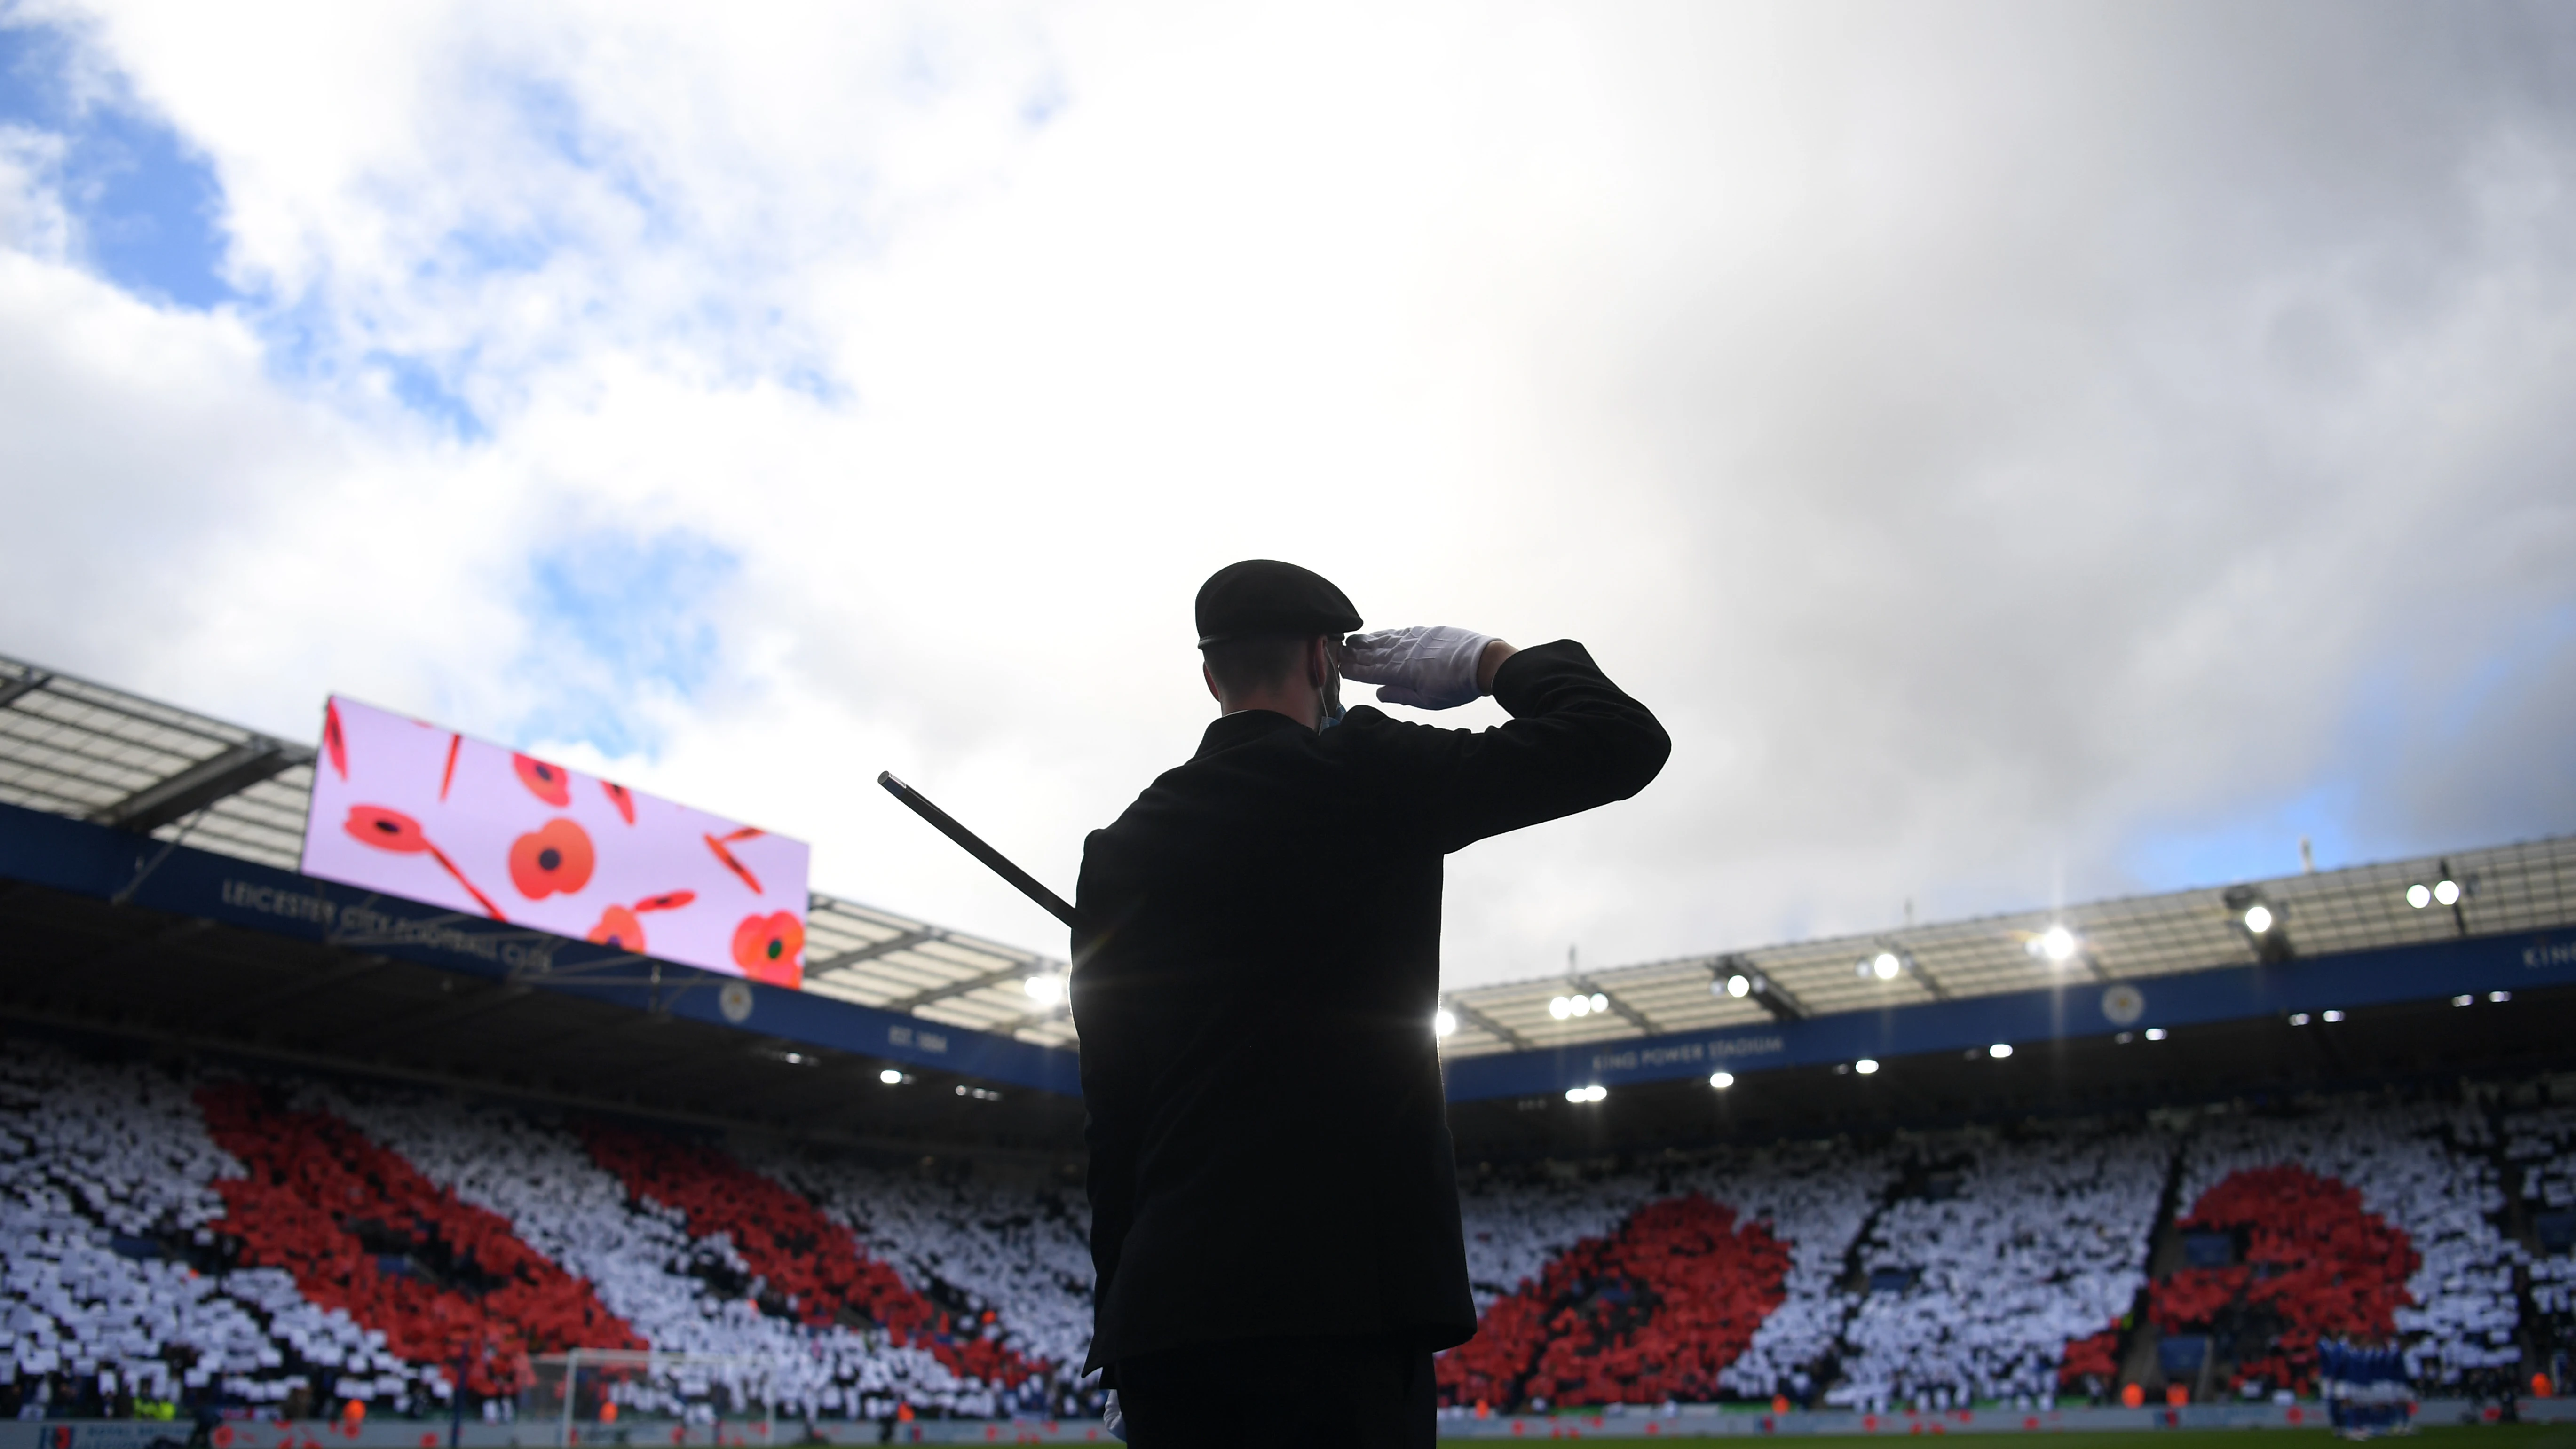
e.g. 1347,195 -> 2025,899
876,771 -> 1077,930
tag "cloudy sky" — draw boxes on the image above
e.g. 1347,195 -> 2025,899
3,1 -> 2571,989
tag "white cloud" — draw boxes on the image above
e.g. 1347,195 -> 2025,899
3,1 -> 2574,987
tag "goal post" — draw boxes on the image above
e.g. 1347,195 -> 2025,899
525,1349 -> 778,1448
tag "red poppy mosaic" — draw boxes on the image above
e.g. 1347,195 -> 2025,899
578,1126 -> 1047,1391
1436,1194 -> 1791,1409
300,695 -> 810,988
2145,1164 -> 2417,1397
197,1083 -> 643,1395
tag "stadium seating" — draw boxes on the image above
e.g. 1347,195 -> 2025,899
1443,1144 -> 1897,1409
1,1038 -> 2557,1423
1826,1126 -> 2169,1413
2161,1101 -> 2524,1393
0,1046 -> 1078,1422
2501,1091 -> 2575,1375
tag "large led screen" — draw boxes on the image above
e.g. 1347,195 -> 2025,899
300,696 -> 810,988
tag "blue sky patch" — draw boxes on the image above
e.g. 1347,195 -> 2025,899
0,20 -> 236,310
2123,778 -> 2360,892
371,350 -> 488,442
519,528 -> 741,759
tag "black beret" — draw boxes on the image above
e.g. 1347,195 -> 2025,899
1194,560 -> 1362,648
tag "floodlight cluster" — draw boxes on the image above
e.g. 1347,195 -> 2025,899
2406,879 -> 2463,910
1565,1084 -> 1609,1104
1549,992 -> 1611,1020
1432,1009 -> 1458,1038
2024,926 -> 2078,964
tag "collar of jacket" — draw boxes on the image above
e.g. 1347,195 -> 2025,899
1195,707 -> 1312,757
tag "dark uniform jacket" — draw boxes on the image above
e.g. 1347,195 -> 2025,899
1070,640 -> 1670,1372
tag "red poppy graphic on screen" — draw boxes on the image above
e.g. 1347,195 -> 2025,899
507,818 -> 596,899
513,753 -> 572,807
588,905 -> 644,951
587,891 -> 696,954
705,829 -> 766,895
732,912 -> 804,988
439,735 -> 462,801
342,806 -> 505,920
603,780 -> 636,825
323,700 -> 348,781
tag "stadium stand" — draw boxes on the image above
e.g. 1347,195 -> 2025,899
8,1040 -> 2573,1425
2503,1086 -> 2576,1389
0,1043 -> 1083,1423
2157,1100 -> 2524,1394
1827,1124 -> 2168,1413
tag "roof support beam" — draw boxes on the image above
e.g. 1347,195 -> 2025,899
807,926 -> 946,974
90,738 -> 308,835
1714,955 -> 1809,1021
1571,976 -> 1659,1035
1448,999 -> 1536,1052
880,960 -> 1037,1011
0,671 -> 52,711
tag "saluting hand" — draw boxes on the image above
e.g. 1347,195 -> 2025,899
1339,626 -> 1509,710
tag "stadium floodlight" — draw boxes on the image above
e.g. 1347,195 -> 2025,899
2407,883 -> 2433,909
1433,1009 -> 1458,1038
1871,952 -> 1902,982
1570,995 -> 1593,1017
2243,904 -> 2274,934
1725,974 -> 1751,998
2322,1009 -> 2345,1022
2451,995 -> 2473,1007
2434,878 -> 2462,906
1854,1058 -> 1880,1075
1710,1071 -> 1735,1090
1588,992 -> 1608,1014
2143,1028 -> 2167,1041
2489,990 -> 2511,1003
877,1069 -> 904,1085
1988,1043 -> 2012,1060
2037,926 -> 2078,964
1023,974 -> 1065,1005
1565,1084 -> 1607,1104
2289,1012 -> 2312,1025
1549,996 -> 1571,1020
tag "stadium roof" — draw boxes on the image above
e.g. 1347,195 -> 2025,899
8,648 -> 2569,1074
1437,831 -> 2576,1058
0,652 -> 1075,1050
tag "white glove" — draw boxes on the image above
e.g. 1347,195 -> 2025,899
1340,626 -> 1496,710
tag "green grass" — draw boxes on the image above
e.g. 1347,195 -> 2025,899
1450,1428 -> 2576,1449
